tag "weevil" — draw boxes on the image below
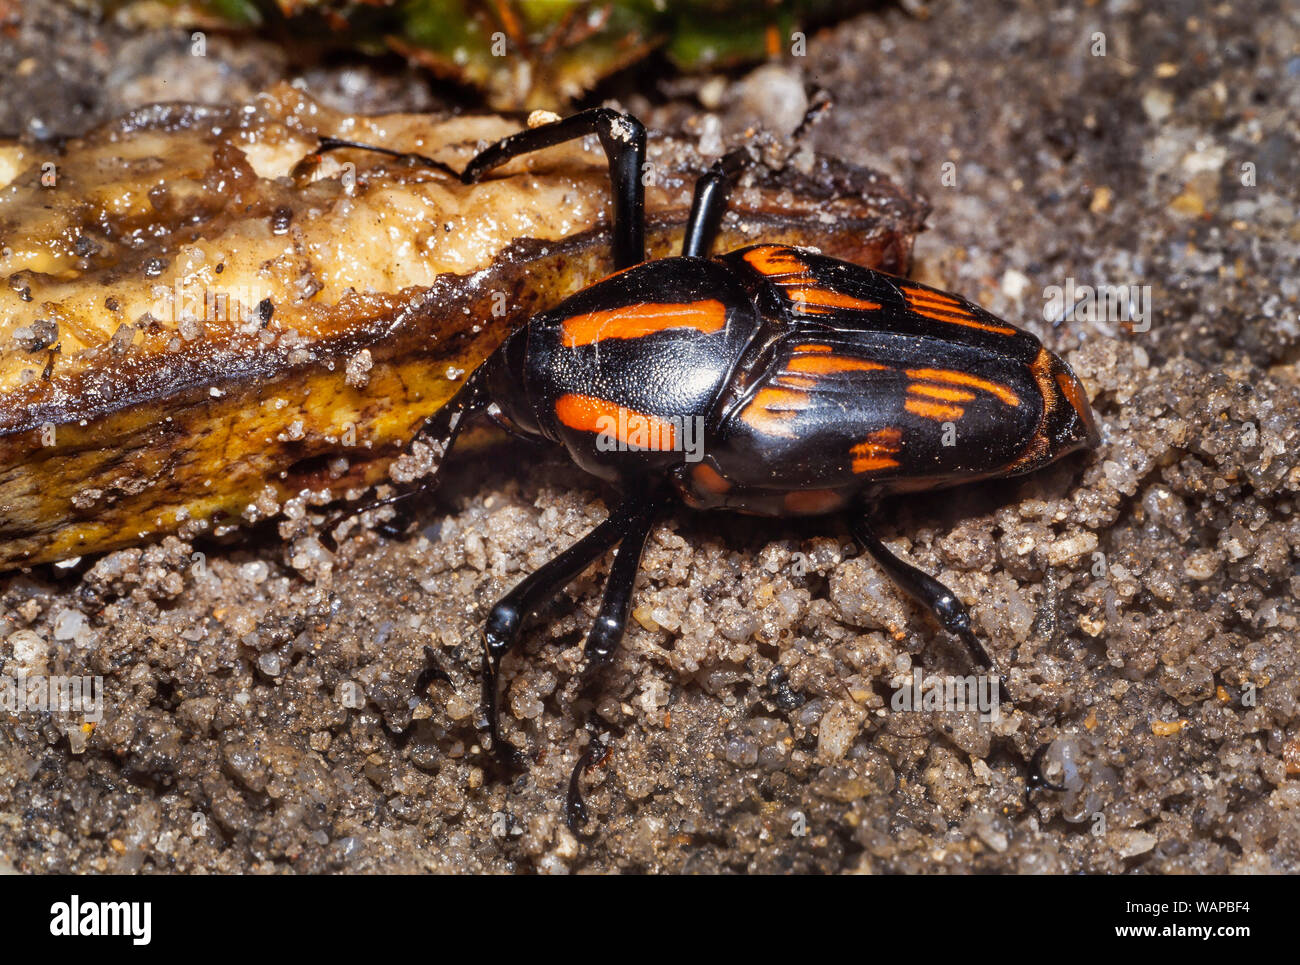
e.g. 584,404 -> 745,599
330,108 -> 1099,827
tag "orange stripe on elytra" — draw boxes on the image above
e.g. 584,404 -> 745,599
910,307 -> 1018,335
775,374 -> 818,389
850,454 -> 900,472
743,246 -> 809,277
907,383 -> 977,403
905,398 -> 965,421
902,287 -> 1019,335
786,354 -> 888,375
793,343 -> 832,353
554,394 -> 678,449
562,299 -> 727,348
849,427 -> 903,473
906,296 -> 964,311
850,449 -> 900,473
1056,370 -> 1088,415
907,300 -> 970,317
740,387 -> 811,438
785,286 -> 882,313
905,368 -> 1020,406
902,285 -> 963,307
753,387 -> 810,410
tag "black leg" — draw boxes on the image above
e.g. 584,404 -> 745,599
565,733 -> 607,831
849,517 -> 1068,800
563,487 -> 667,828
461,108 -> 646,270
415,645 -> 452,692
390,646 -> 454,750
582,488 -> 666,665
481,493 -> 651,765
848,517 -> 1011,703
681,150 -> 747,259
323,365 -> 487,543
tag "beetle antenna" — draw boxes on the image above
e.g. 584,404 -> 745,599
791,86 -> 834,145
299,136 -> 461,181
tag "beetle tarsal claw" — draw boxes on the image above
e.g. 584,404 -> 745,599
565,733 -> 608,832
480,640 -> 528,771
1025,743 -> 1067,793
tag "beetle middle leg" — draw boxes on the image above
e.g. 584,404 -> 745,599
480,487 -> 663,768
322,366 -> 487,544
564,485 -> 669,829
848,516 -> 1011,703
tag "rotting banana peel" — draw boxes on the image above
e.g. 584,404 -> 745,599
0,84 -> 926,571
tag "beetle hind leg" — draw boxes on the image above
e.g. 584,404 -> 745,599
850,520 -> 1074,800
848,517 -> 1011,703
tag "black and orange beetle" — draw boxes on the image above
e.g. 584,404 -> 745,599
326,108 -> 1099,823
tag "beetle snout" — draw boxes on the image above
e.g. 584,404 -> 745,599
1048,354 -> 1100,450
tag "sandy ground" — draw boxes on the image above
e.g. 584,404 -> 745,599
2,0 -> 1299,873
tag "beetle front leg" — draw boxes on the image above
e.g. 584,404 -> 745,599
461,108 -> 647,270
848,517 -> 1012,704
480,494 -> 651,766
308,136 -> 460,179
